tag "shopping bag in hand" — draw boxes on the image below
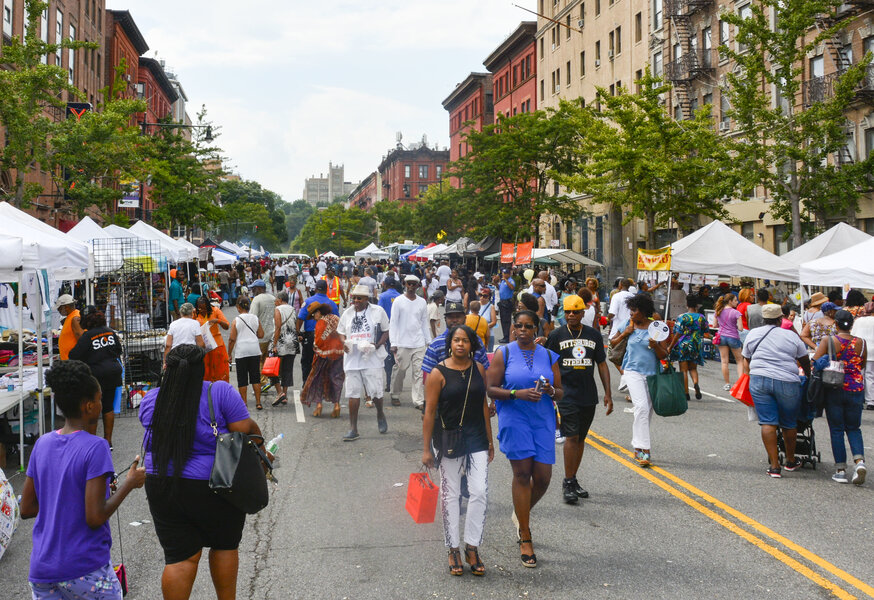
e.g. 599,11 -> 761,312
405,471 -> 438,524
647,362 -> 688,417
730,374 -> 754,407
261,356 -> 280,377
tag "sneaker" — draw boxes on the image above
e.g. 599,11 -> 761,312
866,405 -> 874,411
377,416 -> 388,434
852,462 -> 867,486
767,467 -> 782,478
365,399 -> 374,408
555,430 -> 566,444
570,478 -> 589,498
618,382 -> 628,393
391,396 -> 401,406
342,430 -> 360,442
832,470 -> 848,483
562,479 -> 579,504
639,452 -> 651,467
723,383 -> 732,391
783,458 -> 802,472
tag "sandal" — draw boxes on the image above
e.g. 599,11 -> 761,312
518,538 -> 537,568
272,394 -> 286,407
312,404 -> 322,417
448,548 -> 464,576
331,404 -> 341,418
256,403 -> 263,411
465,544 -> 485,576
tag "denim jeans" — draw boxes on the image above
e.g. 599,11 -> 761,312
824,389 -> 865,469
750,375 -> 801,429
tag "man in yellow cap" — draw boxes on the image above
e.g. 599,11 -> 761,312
545,294 -> 613,504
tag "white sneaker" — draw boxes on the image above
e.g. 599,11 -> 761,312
723,383 -> 732,391
832,470 -> 849,484
852,461 -> 867,486
555,430 -> 566,444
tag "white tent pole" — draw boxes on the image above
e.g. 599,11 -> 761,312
17,272 -> 24,472
665,270 -> 673,320
36,276 -> 44,437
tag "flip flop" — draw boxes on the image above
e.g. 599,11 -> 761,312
256,403 -> 263,411
272,394 -> 286,407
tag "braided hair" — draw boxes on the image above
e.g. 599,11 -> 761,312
45,360 -> 100,418
148,344 -> 206,482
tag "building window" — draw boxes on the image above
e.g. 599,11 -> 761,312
703,92 -> 713,106
403,184 -> 410,198
596,41 -> 601,62
580,3 -> 585,25
635,69 -> 643,92
68,24 -> 75,84
3,0 -> 12,37
737,4 -> 752,52
674,104 -> 682,120
742,222 -> 755,241
774,225 -> 793,255
566,15 -> 571,39
653,50 -> 663,77
540,37 -> 544,58
419,184 -> 428,195
566,60 -> 571,85
610,84 -> 616,96
635,12 -> 642,42
702,26 -> 712,68
404,165 -> 411,179
810,55 -> 824,79
720,92 -> 730,127
436,165 -> 443,180
418,165 -> 429,179
580,51 -> 586,76
615,26 -> 621,54
540,78 -> 544,100
719,19 -> 729,45
55,9 -> 62,64
866,128 -> 874,160
595,0 -> 601,16
653,0 -> 662,30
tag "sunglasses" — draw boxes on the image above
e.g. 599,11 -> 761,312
566,309 -> 584,314
513,323 -> 536,330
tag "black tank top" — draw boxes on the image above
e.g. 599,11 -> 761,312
434,363 -> 489,453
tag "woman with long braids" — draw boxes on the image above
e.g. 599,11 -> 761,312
139,345 -> 265,600
20,360 -> 145,598
487,310 -> 562,569
194,295 -> 230,383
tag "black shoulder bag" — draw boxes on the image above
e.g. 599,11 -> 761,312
207,383 -> 274,514
439,363 -> 473,460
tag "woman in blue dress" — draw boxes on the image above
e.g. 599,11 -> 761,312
668,294 -> 707,401
487,310 -> 562,569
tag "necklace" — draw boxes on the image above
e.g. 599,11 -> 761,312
567,325 -> 583,340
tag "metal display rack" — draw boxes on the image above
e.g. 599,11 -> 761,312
91,238 -> 169,416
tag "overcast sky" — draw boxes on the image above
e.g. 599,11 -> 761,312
107,1 -> 535,203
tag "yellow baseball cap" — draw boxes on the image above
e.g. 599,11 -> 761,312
563,294 -> 586,311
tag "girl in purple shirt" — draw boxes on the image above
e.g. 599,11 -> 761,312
715,293 -> 744,391
20,360 -> 145,599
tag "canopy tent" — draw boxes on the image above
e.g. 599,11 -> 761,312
130,221 -> 197,263
799,237 -> 874,288
199,238 -> 219,248
68,216 -> 123,275
0,235 -> 23,273
782,222 -> 872,266
104,224 -> 139,238
212,248 -> 236,267
0,202 -> 90,281
67,216 -> 112,243
401,244 -> 428,261
174,237 -> 208,262
464,236 -> 502,257
219,240 -> 244,257
354,242 -> 390,259
483,247 -> 603,267
320,250 -> 338,259
415,243 -> 450,259
444,237 -> 475,256
662,220 -> 798,281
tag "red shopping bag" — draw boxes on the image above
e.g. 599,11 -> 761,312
730,374 -> 754,407
405,471 -> 438,524
261,356 -> 280,377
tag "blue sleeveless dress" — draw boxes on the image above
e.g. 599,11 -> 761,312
496,342 -> 559,463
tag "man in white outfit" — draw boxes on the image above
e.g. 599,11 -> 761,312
337,285 -> 390,442
389,274 -> 432,409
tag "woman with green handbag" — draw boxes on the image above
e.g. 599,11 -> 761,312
609,295 -> 670,467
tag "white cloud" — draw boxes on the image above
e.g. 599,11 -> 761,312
107,0 -> 535,201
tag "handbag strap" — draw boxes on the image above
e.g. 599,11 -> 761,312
207,382 -> 218,437
237,315 -> 258,338
438,362 -> 473,430
750,326 -> 778,359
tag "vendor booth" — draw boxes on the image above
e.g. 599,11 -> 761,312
354,242 -> 390,260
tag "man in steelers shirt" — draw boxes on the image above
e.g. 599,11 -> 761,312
545,294 -> 613,504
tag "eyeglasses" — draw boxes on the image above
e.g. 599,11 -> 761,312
405,282 -> 418,286
566,309 -> 584,314
513,323 -> 536,330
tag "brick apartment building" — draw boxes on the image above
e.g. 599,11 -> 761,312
377,143 -> 449,204
105,9 -> 147,100
442,73 -> 495,166
348,171 -> 381,211
484,21 -> 538,118
0,0 -> 108,228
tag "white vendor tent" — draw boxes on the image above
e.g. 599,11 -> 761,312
0,202 -> 90,280
212,248 -> 236,267
532,248 -> 603,267
319,250 -> 338,259
354,242 -> 390,259
799,236 -> 874,289
130,221 -> 197,263
416,243 -> 450,259
219,240 -> 244,257
781,222 -> 871,266
666,220 -> 798,281
175,237 -> 202,261
68,216 -> 125,275
104,224 -> 139,238
0,236 -> 23,273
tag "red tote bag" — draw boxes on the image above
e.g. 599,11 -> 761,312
261,356 -> 281,377
405,471 -> 438,524
730,373 -> 754,407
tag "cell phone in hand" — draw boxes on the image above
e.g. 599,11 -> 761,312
534,375 -> 547,394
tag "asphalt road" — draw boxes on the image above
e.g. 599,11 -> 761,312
3,301 -> 874,599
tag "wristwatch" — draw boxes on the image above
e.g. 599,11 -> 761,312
510,389 -> 516,399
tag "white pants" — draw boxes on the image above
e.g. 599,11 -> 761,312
624,370 -> 654,450
438,450 -> 489,549
391,346 -> 426,406
865,362 -> 874,407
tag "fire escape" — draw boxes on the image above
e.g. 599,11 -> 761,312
664,0 -> 714,120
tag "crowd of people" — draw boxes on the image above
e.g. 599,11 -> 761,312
23,253 -> 873,596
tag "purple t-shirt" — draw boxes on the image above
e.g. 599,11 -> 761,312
27,430 -> 114,583
717,307 -> 742,340
140,380 -> 250,480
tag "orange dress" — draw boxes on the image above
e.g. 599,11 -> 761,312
59,309 -> 81,360
197,307 -> 230,382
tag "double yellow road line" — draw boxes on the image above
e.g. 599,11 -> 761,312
587,430 -> 874,599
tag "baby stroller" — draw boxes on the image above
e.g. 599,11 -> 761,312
777,375 -> 821,469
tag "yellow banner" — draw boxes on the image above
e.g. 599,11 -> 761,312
637,248 -> 672,271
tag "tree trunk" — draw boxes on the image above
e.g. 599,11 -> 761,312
609,204 -> 624,279
789,174 -> 803,249
13,172 -> 24,208
646,211 -> 656,249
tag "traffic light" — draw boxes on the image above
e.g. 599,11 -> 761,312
254,225 -> 258,232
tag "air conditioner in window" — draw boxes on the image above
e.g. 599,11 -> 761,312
552,43 -> 556,50
608,49 -> 614,59
719,121 -> 730,132
555,84 -> 561,93
595,59 -> 601,67
578,19 -> 584,28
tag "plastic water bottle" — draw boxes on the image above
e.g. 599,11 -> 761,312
266,433 -> 284,455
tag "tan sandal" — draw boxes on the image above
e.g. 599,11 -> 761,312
312,404 -> 322,417
331,404 -> 341,418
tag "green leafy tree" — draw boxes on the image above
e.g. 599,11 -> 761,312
0,0 -> 98,207
449,109 -> 583,240
371,200 -> 418,244
144,106 -> 224,231
555,73 -> 737,249
50,61 -> 147,218
291,204 -> 375,256
721,0 -> 874,246
216,201 -> 278,250
217,179 -> 288,246
284,199 -> 316,245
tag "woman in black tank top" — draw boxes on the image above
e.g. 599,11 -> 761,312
423,325 -> 494,577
